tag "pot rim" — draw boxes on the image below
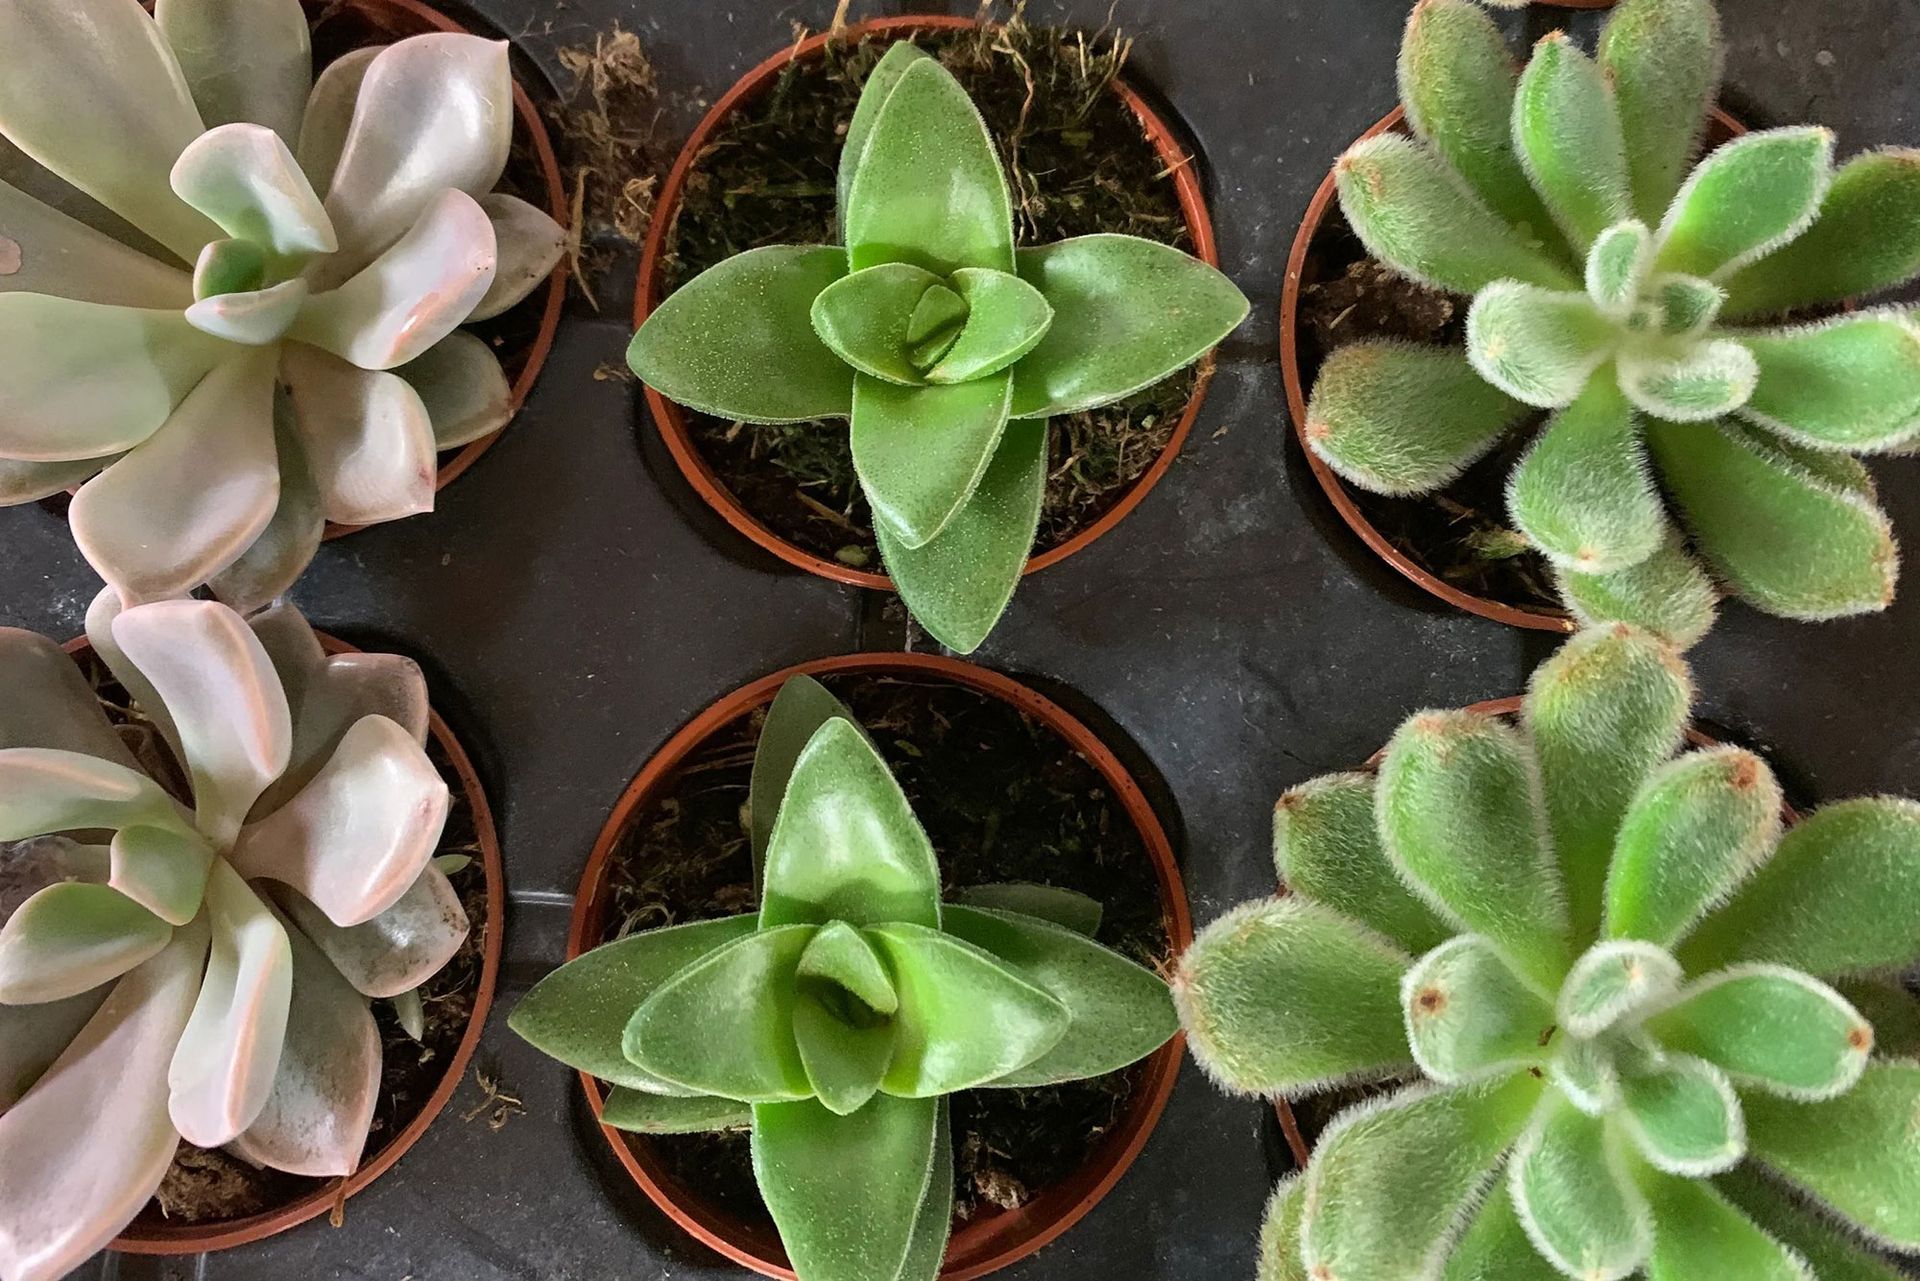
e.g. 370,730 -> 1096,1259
567,651 -> 1193,1281
51,629 -> 509,1256
633,14 -> 1222,591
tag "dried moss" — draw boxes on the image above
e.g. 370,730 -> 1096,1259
551,24 -> 663,310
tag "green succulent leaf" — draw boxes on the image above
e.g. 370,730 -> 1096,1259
108,824 -> 215,928
843,56 -> 1013,276
875,417 -> 1046,655
1508,374 -> 1665,574
1596,0 -> 1724,224
154,0 -> 312,143
811,261 -> 949,385
1402,936 -> 1555,1083
1550,1036 -> 1622,1117
1834,978 -> 1920,1057
1648,966 -> 1872,1102
1466,283 -> 1616,408
761,718 -> 941,931
170,123 -> 336,259
1646,419 -> 1897,620
1740,312 -> 1920,452
1442,1180 -> 1560,1281
1619,1053 -> 1746,1176
1273,771 -> 1453,954
905,284 -> 968,368
797,920 -> 897,1016
1605,747 -> 1783,948
792,988 -> 893,1118
0,747 -> 190,843
1303,342 -> 1529,496
749,675 -> 861,876
1651,275 -> 1724,338
192,237 -> 267,300
895,1097 -> 955,1281
0,882 -> 172,1005
1377,709 -> 1571,990
1173,898 -> 1411,1097
1718,1166 -> 1907,1281
950,884 -> 1101,936
1555,533 -> 1719,649
1513,33 -> 1633,251
0,630 -> 132,761
1723,148 -> 1920,319
1336,133 -> 1578,295
622,924 -> 816,1103
1007,234 -> 1247,419
600,1085 -> 750,1135
1746,1061 -> 1920,1250
923,268 -> 1053,384
628,245 -> 854,423
1586,221 -> 1656,313
1510,1094 -> 1654,1281
1677,798 -> 1920,978
851,372 -> 1012,549
942,904 -> 1176,1087
1617,339 -> 1759,423
1640,1171 -> 1813,1281
837,41 -> 932,229
1258,1175 -> 1308,1281
1656,128 -> 1835,280
1558,940 -> 1682,1038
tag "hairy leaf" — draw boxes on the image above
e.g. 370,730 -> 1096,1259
1741,312 -> 1920,452
925,268 -> 1053,384
949,884 -> 1101,936
1510,1095 -> 1653,1280
1508,374 -> 1664,573
1466,283 -> 1616,408
1597,0 -> 1724,223
1258,1175 -> 1307,1281
1402,936 -> 1555,1083
1649,966 -> 1872,1102
1641,1171 -> 1812,1281
1558,939 -> 1682,1038
1273,771 -> 1453,953
749,676 -> 859,874
1746,1062 -> 1920,1250
1723,149 -> 1920,318
600,1086 -> 749,1135
811,261 -> 947,385
1513,34 -> 1632,250
1656,128 -> 1835,280
1619,1053 -> 1745,1176
1442,1180 -> 1558,1281
837,42 -> 931,228
1555,533 -> 1719,648
1617,338 -> 1759,422
1718,1167 -> 1906,1281
1587,221 -> 1655,313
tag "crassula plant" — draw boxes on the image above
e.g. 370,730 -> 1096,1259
0,0 -> 566,607
511,675 -> 1177,1281
0,593 -> 469,1281
1306,0 -> 1920,644
1174,624 -> 1920,1281
628,42 -> 1247,653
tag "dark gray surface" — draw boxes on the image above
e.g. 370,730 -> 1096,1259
5,1 -> 1915,1277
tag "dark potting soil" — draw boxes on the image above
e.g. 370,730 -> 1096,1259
656,16 -> 1200,571
595,672 -> 1174,1230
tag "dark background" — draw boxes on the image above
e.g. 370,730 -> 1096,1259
6,1 -> 1914,1277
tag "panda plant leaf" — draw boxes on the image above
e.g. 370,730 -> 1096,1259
1175,623 -> 1920,1281
511,675 -> 1178,1281
627,41 -> 1248,653
1307,0 -> 1920,645
0,0 -> 566,609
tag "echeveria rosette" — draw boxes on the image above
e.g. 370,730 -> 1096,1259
1175,623 -> 1920,1281
627,42 -> 1248,653
0,0 -> 566,609
511,675 -> 1177,1281
1305,0 -> 1920,646
0,593 -> 469,1281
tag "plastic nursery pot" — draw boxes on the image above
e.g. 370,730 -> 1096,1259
52,631 -> 508,1258
635,15 -> 1223,591
568,653 -> 1194,1281
1279,106 -> 1746,633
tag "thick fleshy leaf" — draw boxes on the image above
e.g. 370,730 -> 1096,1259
84,589 -> 182,770
876,417 -> 1046,654
71,347 -> 281,605
0,0 -> 215,261
280,341 -> 438,525
396,331 -> 513,450
1619,1053 -> 1746,1176
753,1093 -> 942,1281
1723,149 -> 1920,319
1650,966 -> 1871,1102
1302,341 -> 1527,496
1173,897 -> 1411,1097
0,456 -> 110,505
193,236 -> 266,299
154,0 -> 310,140
1741,312 -> 1920,452
170,123 -> 335,258
229,714 -> 447,927
623,924 -> 814,1102
600,1086 -> 749,1135
1558,940 -> 1682,1038
867,921 -> 1068,1096
293,189 -> 496,370
262,647 -> 431,814
1837,978 -> 1920,1057
837,42 -> 931,229
185,277 -> 307,345
843,56 -> 1013,276
0,882 -> 171,1004
0,296 -> 227,462
507,914 -> 758,1093
1302,1076 -> 1544,1281
1442,1180 -> 1555,1281
1617,338 -> 1759,423
792,989 -> 892,1118
168,861 -> 293,1147
1259,1175 -> 1308,1281
1402,936 -> 1554,1083
1550,1035 -> 1621,1118
1377,710 -> 1570,989
0,178 -> 192,307
1510,1095 -> 1654,1280
0,918 -> 204,1281
296,47 -> 378,196
1650,273 -> 1724,338
0,629 -> 135,763
851,372 -> 1011,549
207,392 -> 324,614
1465,283 -> 1616,408
0,749 -> 189,844
0,989 -> 106,1111
1719,1166 -> 1906,1281
1647,419 -> 1897,620
1641,1171 -> 1811,1281
467,193 -> 564,321
1596,0 -> 1724,224
1335,134 -> 1577,294
277,864 -> 467,999
924,267 -> 1053,384
1555,533 -> 1720,648
943,904 -> 1174,1086
109,825 -> 214,928
1513,34 -> 1632,250
1746,1062 -> 1920,1250
1273,772 -> 1452,953
1508,374 -> 1664,573
1008,233 -> 1247,418
951,884 -> 1102,936
1656,129 -> 1835,280
749,675 -> 859,876
761,717 -> 939,931
899,1096 -> 956,1281
1586,220 -> 1655,314
811,261 -> 945,385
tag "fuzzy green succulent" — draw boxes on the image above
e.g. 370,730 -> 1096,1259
628,41 -> 1248,653
511,675 -> 1177,1281
1305,0 -> 1920,644
1174,624 -> 1920,1281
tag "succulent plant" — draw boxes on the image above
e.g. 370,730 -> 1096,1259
0,593 -> 469,1281
1305,0 -> 1920,645
0,0 -> 566,608
1175,623 -> 1920,1281
511,675 -> 1177,1281
627,41 -> 1248,653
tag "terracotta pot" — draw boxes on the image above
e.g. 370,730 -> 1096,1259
635,16 -> 1222,591
1279,106 -> 1746,633
569,653 -> 1193,1280
48,632 -> 508,1257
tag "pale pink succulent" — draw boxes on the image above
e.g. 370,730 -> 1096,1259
0,0 -> 567,607
0,593 -> 471,1281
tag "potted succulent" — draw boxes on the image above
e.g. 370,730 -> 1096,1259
0,0 -> 568,609
1174,623 -> 1920,1279
630,22 -> 1247,653
1282,0 -> 1920,640
0,591 -> 500,1278
513,661 -> 1190,1279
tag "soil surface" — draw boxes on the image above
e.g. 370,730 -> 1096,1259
595,671 -> 1174,1231
655,19 -> 1200,571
